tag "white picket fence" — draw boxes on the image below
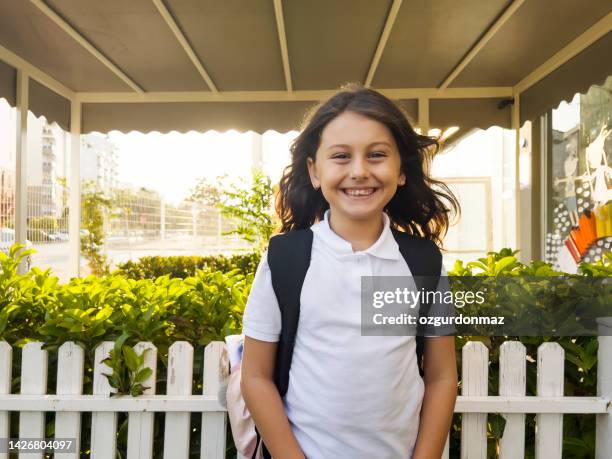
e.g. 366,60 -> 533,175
1,333 -> 611,459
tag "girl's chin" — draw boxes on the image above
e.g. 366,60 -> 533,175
331,203 -> 385,221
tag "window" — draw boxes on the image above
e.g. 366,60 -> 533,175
545,77 -> 612,271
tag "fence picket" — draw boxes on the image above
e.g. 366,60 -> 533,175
18,342 -> 48,459
200,342 -> 229,459
55,342 -> 84,459
0,341 -> 12,459
499,341 -> 526,459
127,342 -> 157,459
91,341 -> 117,459
460,341 -> 488,459
535,342 -> 564,459
163,341 -> 193,459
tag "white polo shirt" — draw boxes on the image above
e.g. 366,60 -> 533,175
242,210 -> 454,459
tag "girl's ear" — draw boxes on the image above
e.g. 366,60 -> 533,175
306,156 -> 320,189
398,171 -> 406,186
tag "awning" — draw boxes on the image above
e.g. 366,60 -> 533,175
430,98 -> 511,132
82,101 -> 317,134
520,31 -> 612,124
0,58 -> 15,107
29,78 -> 70,131
0,58 -> 70,130
0,0 -> 610,134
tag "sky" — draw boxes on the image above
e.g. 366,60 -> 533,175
106,129 -> 297,204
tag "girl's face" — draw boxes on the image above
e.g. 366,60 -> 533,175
307,111 -> 405,223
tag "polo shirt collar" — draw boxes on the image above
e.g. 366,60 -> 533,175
310,210 -> 400,260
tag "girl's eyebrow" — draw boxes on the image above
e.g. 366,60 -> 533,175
327,141 -> 392,150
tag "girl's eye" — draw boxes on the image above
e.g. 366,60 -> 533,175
330,151 -> 386,160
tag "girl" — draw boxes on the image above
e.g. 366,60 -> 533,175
241,84 -> 459,459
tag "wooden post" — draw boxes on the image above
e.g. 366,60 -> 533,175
68,100 -> 81,277
19,342 -> 48,459
499,341 -> 526,458
596,318 -> 612,459
91,341 -> 117,459
164,342 -> 193,459
512,89 -> 522,261
126,342 -> 157,459
535,342 -> 564,459
55,342 -> 84,459
201,342 -> 229,459
461,341 -> 488,459
14,70 -> 28,274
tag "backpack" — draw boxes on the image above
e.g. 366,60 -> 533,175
227,227 -> 443,459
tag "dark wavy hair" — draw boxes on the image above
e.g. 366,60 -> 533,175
276,83 -> 460,247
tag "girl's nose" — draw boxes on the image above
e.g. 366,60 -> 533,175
349,157 -> 369,180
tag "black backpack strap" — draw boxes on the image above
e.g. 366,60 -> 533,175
391,229 -> 443,377
254,229 -> 313,459
267,228 -> 314,395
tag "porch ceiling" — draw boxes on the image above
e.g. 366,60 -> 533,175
0,0 -> 610,133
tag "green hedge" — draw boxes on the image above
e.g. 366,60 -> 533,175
114,253 -> 261,279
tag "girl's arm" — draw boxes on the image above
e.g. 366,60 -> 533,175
240,336 -> 306,459
412,336 -> 458,459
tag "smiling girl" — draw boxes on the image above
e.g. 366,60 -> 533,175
240,84 -> 460,459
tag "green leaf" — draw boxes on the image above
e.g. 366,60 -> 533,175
494,256 -> 517,275
134,367 -> 152,383
95,306 -> 113,322
122,345 -> 139,372
114,331 -> 131,352
488,413 -> 506,439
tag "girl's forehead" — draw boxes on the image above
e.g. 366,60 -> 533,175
320,112 -> 395,147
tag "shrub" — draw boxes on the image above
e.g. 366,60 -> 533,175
114,252 -> 261,279
27,216 -> 60,232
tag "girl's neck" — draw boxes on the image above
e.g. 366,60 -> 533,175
327,210 -> 384,252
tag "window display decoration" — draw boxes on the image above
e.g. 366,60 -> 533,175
551,125 -> 612,271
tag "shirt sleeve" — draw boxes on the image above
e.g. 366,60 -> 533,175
242,251 -> 282,342
423,264 -> 457,337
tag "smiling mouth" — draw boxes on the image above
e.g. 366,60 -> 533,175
341,187 -> 378,197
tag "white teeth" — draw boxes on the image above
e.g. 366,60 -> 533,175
344,188 -> 375,196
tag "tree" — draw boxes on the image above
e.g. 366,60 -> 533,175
186,177 -> 223,207
217,169 -> 277,251
81,181 -> 111,276
55,176 -> 69,227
